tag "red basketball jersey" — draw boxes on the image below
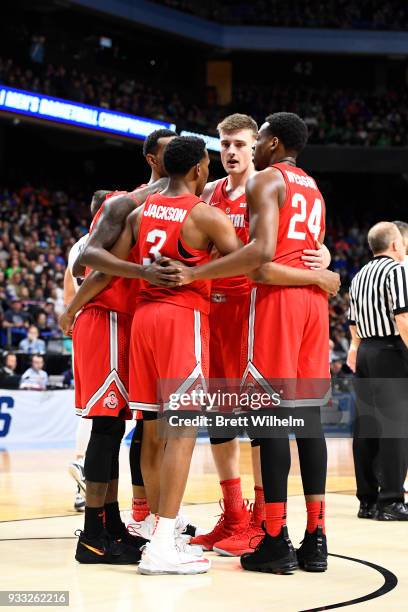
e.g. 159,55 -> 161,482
85,190 -> 140,316
209,178 -> 251,296
138,192 -> 211,314
271,163 -> 326,269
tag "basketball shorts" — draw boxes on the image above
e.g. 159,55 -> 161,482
241,286 -> 330,407
73,307 -> 132,419
129,301 -> 209,414
209,293 -> 249,380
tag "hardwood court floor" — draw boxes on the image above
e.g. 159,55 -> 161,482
0,440 -> 406,611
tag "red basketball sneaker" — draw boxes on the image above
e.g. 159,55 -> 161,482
190,499 -> 250,551
213,503 -> 264,556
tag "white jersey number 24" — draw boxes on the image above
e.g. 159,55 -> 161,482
287,194 -> 322,241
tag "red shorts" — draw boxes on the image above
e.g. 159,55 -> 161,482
209,293 -> 249,380
129,301 -> 209,413
241,286 -> 330,406
73,307 -> 132,419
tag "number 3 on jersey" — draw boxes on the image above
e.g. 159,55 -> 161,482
142,229 -> 167,265
287,194 -> 322,241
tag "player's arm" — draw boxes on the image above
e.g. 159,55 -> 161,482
63,268 -> 76,305
128,177 -> 168,204
80,209 -> 138,276
59,216 -> 138,335
79,194 -> 139,270
180,171 -> 280,282
59,271 -> 115,335
250,262 -> 340,296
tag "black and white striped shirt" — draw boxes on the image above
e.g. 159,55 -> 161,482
348,255 -> 408,338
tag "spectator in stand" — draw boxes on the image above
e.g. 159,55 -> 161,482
0,54 -> 407,146
19,354 -> 48,390
3,299 -> 30,346
0,352 -> 20,388
18,325 -> 46,354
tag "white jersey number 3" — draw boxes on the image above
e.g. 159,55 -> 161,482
287,194 -> 322,241
142,229 -> 167,265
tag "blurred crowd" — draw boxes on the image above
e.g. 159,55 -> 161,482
0,185 -> 90,356
1,56 -> 407,147
153,0 -> 408,30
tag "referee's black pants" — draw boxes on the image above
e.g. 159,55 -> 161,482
353,336 -> 408,506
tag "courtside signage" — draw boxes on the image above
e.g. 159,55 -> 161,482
0,86 -> 176,139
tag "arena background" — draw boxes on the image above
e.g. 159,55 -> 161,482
1,1 -> 408,610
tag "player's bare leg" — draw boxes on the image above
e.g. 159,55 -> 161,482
158,432 -> 196,518
85,481 -> 108,508
138,427 -> 211,575
212,438 -> 240,480
140,420 -> 165,514
192,437 -> 250,552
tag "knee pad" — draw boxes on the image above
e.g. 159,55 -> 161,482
85,418 -> 125,482
85,431 -> 116,483
250,438 -> 260,447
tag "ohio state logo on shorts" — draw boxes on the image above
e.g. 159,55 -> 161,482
103,390 -> 119,410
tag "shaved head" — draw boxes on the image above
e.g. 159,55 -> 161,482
367,222 -> 401,255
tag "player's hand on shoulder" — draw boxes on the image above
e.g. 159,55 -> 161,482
142,257 -> 184,286
315,270 -> 340,296
59,309 -> 75,336
302,241 -> 331,270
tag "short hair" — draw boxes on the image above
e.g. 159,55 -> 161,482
217,113 -> 258,136
367,221 -> 399,255
143,128 -> 178,157
32,354 -> 44,362
163,136 -> 206,176
3,351 -> 16,363
91,190 -> 112,217
393,220 -> 408,239
264,112 -> 308,153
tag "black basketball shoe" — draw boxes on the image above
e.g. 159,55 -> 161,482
111,525 -> 148,552
75,530 -> 142,564
240,525 -> 298,574
357,501 -> 377,519
375,502 -> 408,521
296,526 -> 328,572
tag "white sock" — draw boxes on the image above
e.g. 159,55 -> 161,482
150,516 -> 176,549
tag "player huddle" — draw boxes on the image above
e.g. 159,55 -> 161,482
61,112 -> 340,575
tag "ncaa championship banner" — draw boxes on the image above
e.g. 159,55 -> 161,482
0,389 -> 78,447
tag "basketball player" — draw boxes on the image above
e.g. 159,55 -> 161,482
65,190 -> 111,513
60,178 -> 176,565
81,136 -> 240,573
130,129 -> 178,525
83,135 -> 338,573
192,114 -> 332,556
170,113 -> 337,573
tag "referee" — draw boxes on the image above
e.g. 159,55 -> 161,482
347,221 -> 408,521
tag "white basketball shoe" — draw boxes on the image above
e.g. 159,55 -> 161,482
138,540 -> 211,575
